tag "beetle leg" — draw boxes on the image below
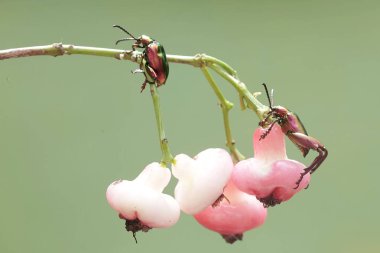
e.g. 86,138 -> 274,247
259,120 -> 279,140
294,143 -> 328,189
141,67 -> 156,93
259,112 -> 273,127
293,170 -> 310,189
140,80 -> 148,92
144,64 -> 161,88
145,65 -> 158,80
130,68 -> 150,92
294,148 -> 326,189
130,68 -> 153,92
132,43 -> 144,51
286,132 -> 328,189
310,146 -> 328,174
131,69 -> 144,74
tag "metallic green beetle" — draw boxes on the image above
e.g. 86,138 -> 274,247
114,25 -> 169,92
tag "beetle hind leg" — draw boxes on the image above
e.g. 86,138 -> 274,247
130,68 -> 153,92
293,170 -> 310,190
304,146 -> 327,176
140,80 -> 148,92
310,147 -> 328,174
293,146 -> 328,189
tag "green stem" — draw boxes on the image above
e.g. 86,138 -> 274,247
149,84 -> 173,166
201,67 -> 245,162
167,54 -> 237,77
209,64 -> 269,120
0,45 -> 237,79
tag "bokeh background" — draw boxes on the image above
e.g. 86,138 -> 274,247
1,0 -> 379,252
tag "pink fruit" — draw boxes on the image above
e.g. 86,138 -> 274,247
232,124 -> 310,207
106,162 -> 180,229
194,181 -> 267,244
172,148 -> 234,214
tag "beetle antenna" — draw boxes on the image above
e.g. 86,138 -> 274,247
270,89 -> 274,107
113,25 -> 138,40
262,83 -> 273,110
115,38 -> 135,45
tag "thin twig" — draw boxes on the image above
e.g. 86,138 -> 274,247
201,67 -> 245,162
0,43 -> 268,119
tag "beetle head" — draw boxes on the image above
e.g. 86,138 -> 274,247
271,106 -> 289,124
261,83 -> 289,125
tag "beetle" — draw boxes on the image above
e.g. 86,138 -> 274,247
113,25 -> 169,92
259,83 -> 328,189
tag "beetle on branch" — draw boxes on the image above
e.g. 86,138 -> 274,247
113,25 -> 169,92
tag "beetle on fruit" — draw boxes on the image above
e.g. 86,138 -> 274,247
113,25 -> 169,92
259,83 -> 328,189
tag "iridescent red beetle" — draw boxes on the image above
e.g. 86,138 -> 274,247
259,83 -> 328,189
113,25 -> 169,92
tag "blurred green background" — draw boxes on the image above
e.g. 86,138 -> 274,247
0,0 -> 379,252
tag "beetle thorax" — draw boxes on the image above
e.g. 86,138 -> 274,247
139,35 -> 154,46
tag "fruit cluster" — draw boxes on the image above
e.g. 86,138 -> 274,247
106,125 -> 310,243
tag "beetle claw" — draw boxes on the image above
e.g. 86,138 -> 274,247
259,120 -> 278,141
140,81 -> 148,93
293,170 -> 310,189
